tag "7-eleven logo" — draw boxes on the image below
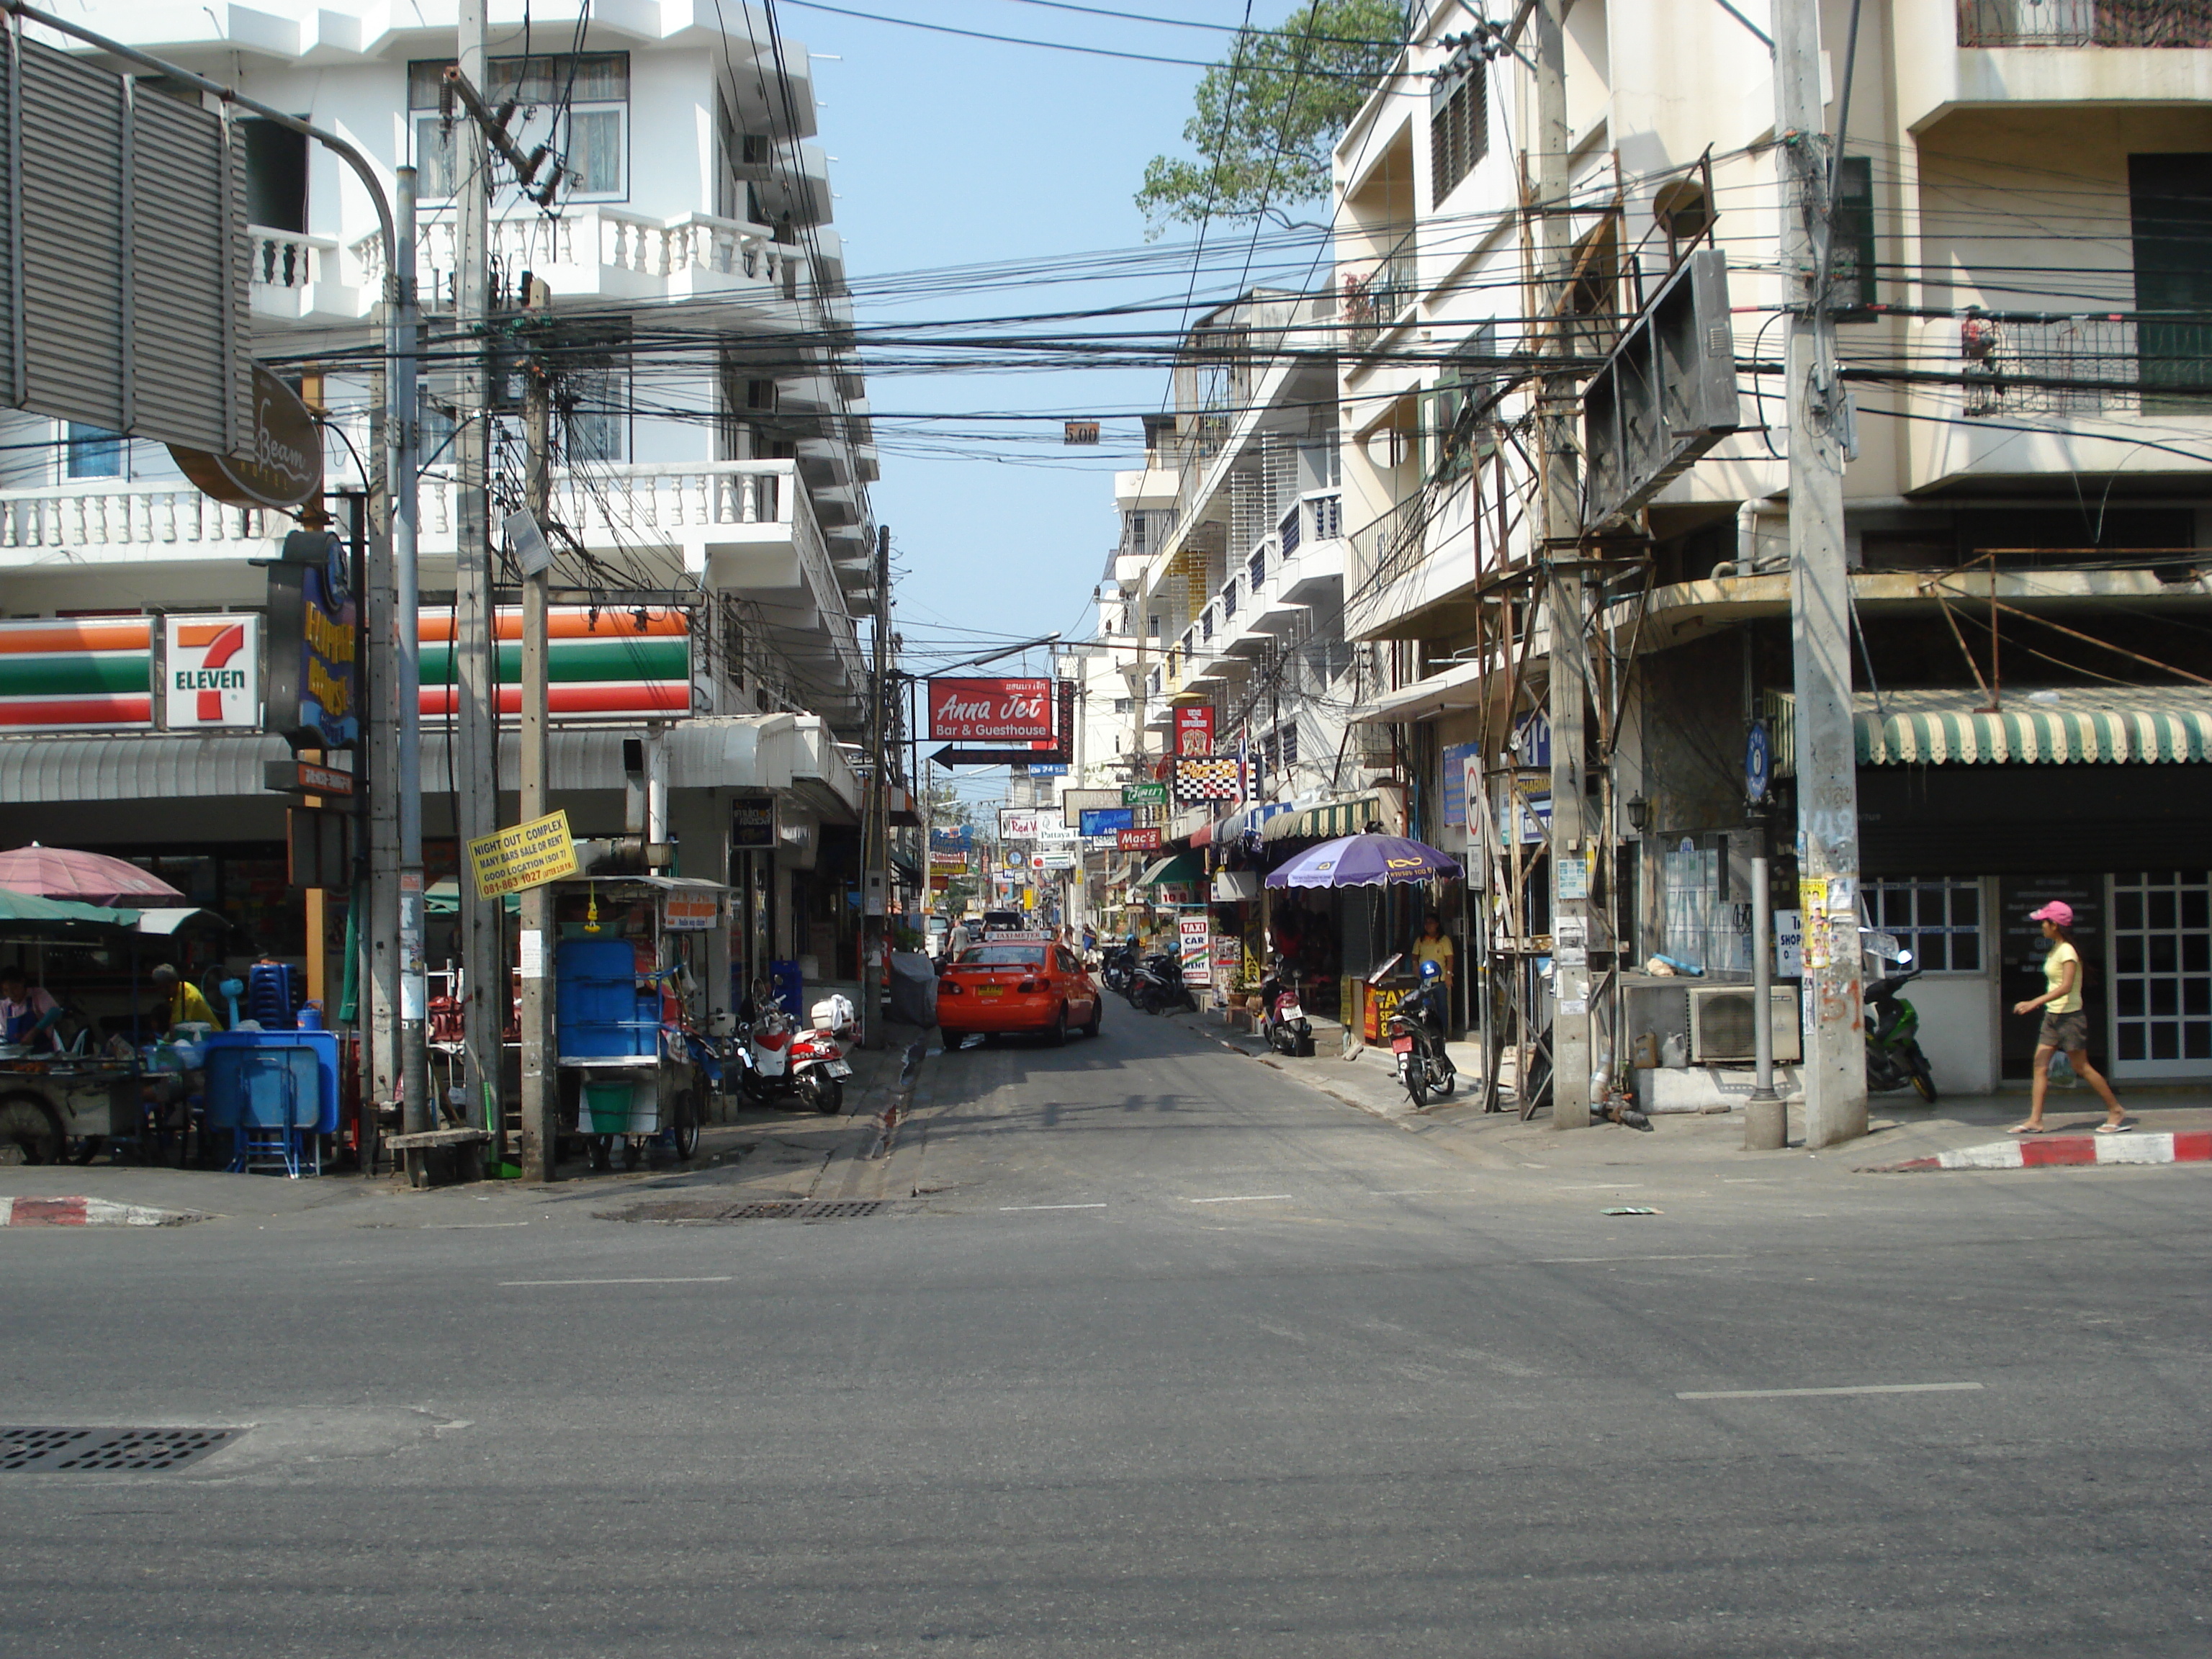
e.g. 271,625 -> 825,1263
164,615 -> 261,728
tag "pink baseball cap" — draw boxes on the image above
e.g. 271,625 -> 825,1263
2029,900 -> 2074,927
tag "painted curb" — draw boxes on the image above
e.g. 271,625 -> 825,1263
1865,1130 -> 2212,1173
0,1195 -> 207,1226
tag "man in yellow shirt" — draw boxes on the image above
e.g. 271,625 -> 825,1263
150,963 -> 222,1033
1411,911 -> 1455,990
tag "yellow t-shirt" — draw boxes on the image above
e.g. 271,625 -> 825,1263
1412,935 -> 1455,979
2043,940 -> 2082,1015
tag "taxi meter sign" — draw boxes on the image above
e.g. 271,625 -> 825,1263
468,809 -> 580,899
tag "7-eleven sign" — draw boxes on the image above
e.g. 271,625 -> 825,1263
164,614 -> 261,728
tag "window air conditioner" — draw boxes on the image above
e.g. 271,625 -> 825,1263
1686,985 -> 1802,1065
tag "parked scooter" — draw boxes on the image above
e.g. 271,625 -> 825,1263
731,983 -> 855,1114
1257,955 -> 1314,1056
1385,960 -> 1457,1107
1100,942 -> 1136,999
1130,951 -> 1197,1015
1864,950 -> 1938,1102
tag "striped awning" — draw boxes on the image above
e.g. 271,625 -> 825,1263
1851,689 -> 2212,765
1262,793 -> 1396,844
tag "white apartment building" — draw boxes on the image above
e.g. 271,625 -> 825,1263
0,1 -> 879,992
1334,0 -> 2212,1093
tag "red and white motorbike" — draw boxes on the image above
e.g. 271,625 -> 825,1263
735,986 -> 855,1115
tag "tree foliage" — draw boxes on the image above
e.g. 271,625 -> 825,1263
1135,0 -> 1407,238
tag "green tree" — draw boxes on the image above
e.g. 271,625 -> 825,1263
1135,0 -> 1407,238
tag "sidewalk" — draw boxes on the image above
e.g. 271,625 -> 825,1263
1156,1005 -> 2212,1177
0,1024 -> 931,1228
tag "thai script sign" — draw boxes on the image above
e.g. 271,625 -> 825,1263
1122,781 -> 1168,807
930,677 -> 1055,742
1174,704 -> 1215,757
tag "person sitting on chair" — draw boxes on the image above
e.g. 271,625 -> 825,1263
149,963 -> 222,1034
0,966 -> 65,1051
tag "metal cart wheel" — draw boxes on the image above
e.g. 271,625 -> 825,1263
0,1094 -> 65,1166
669,1088 -> 701,1161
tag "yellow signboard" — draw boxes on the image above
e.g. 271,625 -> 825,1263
469,809 -> 580,899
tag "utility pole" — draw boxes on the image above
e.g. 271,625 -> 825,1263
515,276 -> 557,1182
1773,0 -> 1868,1148
1534,0 -> 1591,1130
452,0 -> 504,1152
395,168 -> 432,1182
863,525 -> 891,1048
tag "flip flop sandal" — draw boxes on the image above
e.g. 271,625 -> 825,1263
2006,1124 -> 2047,1135
2095,1122 -> 2133,1135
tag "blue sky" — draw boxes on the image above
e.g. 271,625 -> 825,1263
783,1 -> 1328,697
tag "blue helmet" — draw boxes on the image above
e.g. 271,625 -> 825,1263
1420,958 -> 1444,981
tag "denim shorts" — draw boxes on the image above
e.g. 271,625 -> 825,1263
2038,1008 -> 2090,1052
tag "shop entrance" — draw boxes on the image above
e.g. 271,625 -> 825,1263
2108,871 -> 2212,1079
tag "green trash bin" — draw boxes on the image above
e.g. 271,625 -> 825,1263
583,1079 -> 634,1134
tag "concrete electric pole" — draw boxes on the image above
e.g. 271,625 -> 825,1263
515,276 -> 556,1182
451,0 -> 504,1152
1534,0 -> 1591,1130
1773,0 -> 1868,1148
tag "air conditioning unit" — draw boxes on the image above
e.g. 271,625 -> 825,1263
1687,985 -> 1802,1064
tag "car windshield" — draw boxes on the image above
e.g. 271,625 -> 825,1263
953,946 -> 1048,967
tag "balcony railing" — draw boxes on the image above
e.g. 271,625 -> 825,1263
1958,314 -> 2212,415
250,226 -> 339,291
1957,0 -> 2212,46
1343,231 -> 1419,354
353,207 -> 801,307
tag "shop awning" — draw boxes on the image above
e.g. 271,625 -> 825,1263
1135,852 -> 1202,887
1824,689 -> 2212,766
1261,793 -> 1401,843
1349,659 -> 1488,725
1215,800 -> 1295,842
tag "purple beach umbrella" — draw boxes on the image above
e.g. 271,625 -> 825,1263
1264,832 -> 1462,889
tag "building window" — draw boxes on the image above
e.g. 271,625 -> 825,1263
559,366 -> 629,462
1832,156 -> 1877,315
409,53 -> 629,202
1866,877 -> 1982,972
65,423 -> 124,480
1278,721 -> 1299,768
1112,697 -> 1133,714
2129,152 -> 2212,413
2110,871 -> 2211,1069
1429,57 -> 1487,206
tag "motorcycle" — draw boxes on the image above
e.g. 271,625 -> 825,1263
1100,943 -> 1136,999
1130,951 -> 1197,1016
1864,952 -> 1938,1102
1385,972 -> 1457,1108
731,984 -> 854,1114
1257,955 -> 1314,1056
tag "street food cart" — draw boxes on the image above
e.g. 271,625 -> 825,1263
549,873 -> 722,1171
0,891 -> 148,1164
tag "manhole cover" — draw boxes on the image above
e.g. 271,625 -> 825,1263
1,1427 -> 238,1473
608,1198 -> 889,1223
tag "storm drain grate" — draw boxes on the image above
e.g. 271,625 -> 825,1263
611,1198 -> 890,1223
2,1427 -> 239,1473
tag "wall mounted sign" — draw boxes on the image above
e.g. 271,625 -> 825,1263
930,677 -> 1054,742
163,613 -> 260,729
168,366 -> 325,509
264,534 -> 359,750
1174,704 -> 1215,757
732,796 -> 777,851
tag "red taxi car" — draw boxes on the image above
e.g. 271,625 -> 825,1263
936,932 -> 1102,1046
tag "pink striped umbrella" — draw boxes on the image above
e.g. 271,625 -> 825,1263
0,843 -> 184,905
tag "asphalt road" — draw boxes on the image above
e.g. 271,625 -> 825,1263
4,1008 -> 2208,1656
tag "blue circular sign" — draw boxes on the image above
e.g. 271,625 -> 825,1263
1745,720 -> 1772,802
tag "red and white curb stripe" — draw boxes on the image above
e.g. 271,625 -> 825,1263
1869,1130 -> 2212,1173
0,1196 -> 204,1226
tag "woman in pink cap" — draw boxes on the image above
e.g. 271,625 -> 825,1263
2010,900 -> 2128,1134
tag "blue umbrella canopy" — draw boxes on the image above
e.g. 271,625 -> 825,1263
1264,833 -> 1462,889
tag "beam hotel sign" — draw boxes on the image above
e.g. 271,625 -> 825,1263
929,678 -> 1054,742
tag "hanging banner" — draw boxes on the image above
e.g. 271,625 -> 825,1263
732,797 -> 777,850
930,677 -> 1055,742
1174,704 -> 1215,757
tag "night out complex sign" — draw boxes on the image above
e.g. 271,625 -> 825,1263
929,678 -> 1055,743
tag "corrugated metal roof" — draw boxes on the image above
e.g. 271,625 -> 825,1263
0,715 -> 799,803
